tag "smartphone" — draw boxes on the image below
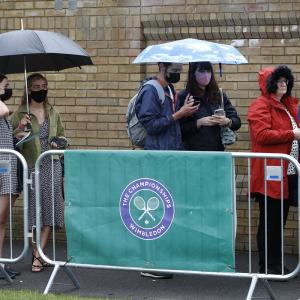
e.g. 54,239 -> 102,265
191,96 -> 201,106
214,108 -> 225,116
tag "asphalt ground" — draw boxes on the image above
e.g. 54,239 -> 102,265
1,241 -> 300,300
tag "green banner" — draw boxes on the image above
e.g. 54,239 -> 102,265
64,150 -> 234,272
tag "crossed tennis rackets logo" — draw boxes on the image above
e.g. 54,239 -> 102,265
133,196 -> 160,223
120,178 -> 175,240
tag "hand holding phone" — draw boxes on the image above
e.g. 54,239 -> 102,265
187,95 -> 201,106
192,100 -> 201,106
213,108 -> 225,116
18,113 -> 32,132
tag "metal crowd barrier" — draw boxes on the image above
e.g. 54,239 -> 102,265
35,150 -> 300,299
0,149 -> 29,283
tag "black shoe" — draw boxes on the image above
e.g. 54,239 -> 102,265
4,265 -> 20,277
0,266 -> 16,280
276,266 -> 291,275
259,265 -> 290,275
0,273 -> 15,280
140,272 -> 173,279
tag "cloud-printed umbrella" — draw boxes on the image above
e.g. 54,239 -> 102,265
133,38 -> 248,65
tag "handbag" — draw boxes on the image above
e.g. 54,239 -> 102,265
220,126 -> 237,146
288,174 -> 298,207
219,88 -> 237,146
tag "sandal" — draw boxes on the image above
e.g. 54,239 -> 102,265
31,253 -> 44,273
39,253 -> 52,267
42,261 -> 51,267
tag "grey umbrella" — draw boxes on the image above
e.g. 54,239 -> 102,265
0,28 -> 93,114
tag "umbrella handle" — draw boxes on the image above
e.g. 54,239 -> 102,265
219,87 -> 224,109
24,123 -> 31,132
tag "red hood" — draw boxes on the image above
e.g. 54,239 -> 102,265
258,67 -> 275,97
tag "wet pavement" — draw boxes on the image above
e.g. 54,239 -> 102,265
1,241 -> 300,300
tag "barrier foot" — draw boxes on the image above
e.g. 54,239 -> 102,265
43,264 -> 60,294
62,266 -> 80,289
0,265 -> 13,284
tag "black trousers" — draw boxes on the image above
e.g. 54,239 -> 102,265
256,194 -> 290,270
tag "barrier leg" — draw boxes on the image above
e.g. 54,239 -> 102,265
261,279 -> 277,300
0,265 -> 13,283
43,264 -> 80,294
246,275 -> 278,300
43,264 -> 60,294
62,266 -> 80,289
246,275 -> 258,300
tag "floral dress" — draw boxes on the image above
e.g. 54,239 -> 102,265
28,120 -> 64,229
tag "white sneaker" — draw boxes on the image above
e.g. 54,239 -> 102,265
140,272 -> 173,279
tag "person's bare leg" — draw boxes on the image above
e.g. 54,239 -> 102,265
32,225 -> 51,272
0,195 -> 9,259
0,195 -> 16,259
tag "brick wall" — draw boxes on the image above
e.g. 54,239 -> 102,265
1,0 -> 299,253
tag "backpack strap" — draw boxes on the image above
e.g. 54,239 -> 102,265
128,79 -> 166,118
143,79 -> 165,104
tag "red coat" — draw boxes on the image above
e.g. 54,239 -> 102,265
247,67 -> 299,200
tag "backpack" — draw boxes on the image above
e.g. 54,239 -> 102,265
126,79 -> 165,147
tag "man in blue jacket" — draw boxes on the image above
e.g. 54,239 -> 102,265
135,62 -> 198,278
136,62 -> 198,150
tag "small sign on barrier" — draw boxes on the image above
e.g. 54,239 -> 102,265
266,165 -> 282,181
0,160 -> 10,174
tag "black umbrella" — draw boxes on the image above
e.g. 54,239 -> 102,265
0,29 -> 93,73
0,28 -> 93,113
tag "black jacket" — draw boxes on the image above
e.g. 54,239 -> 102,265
178,90 -> 241,151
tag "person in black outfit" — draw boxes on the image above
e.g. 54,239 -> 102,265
178,61 -> 241,151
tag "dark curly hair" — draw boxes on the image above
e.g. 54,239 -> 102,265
266,65 -> 294,96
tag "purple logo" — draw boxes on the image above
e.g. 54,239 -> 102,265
120,178 -> 175,240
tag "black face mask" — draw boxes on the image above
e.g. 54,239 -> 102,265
0,88 -> 12,102
30,89 -> 48,103
165,72 -> 180,84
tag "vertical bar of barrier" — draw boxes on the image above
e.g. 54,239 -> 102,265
35,155 -> 41,262
8,154 -> 13,259
247,157 -> 252,273
263,158 -> 268,273
51,156 -> 56,262
247,158 -> 252,273
280,158 -> 284,275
